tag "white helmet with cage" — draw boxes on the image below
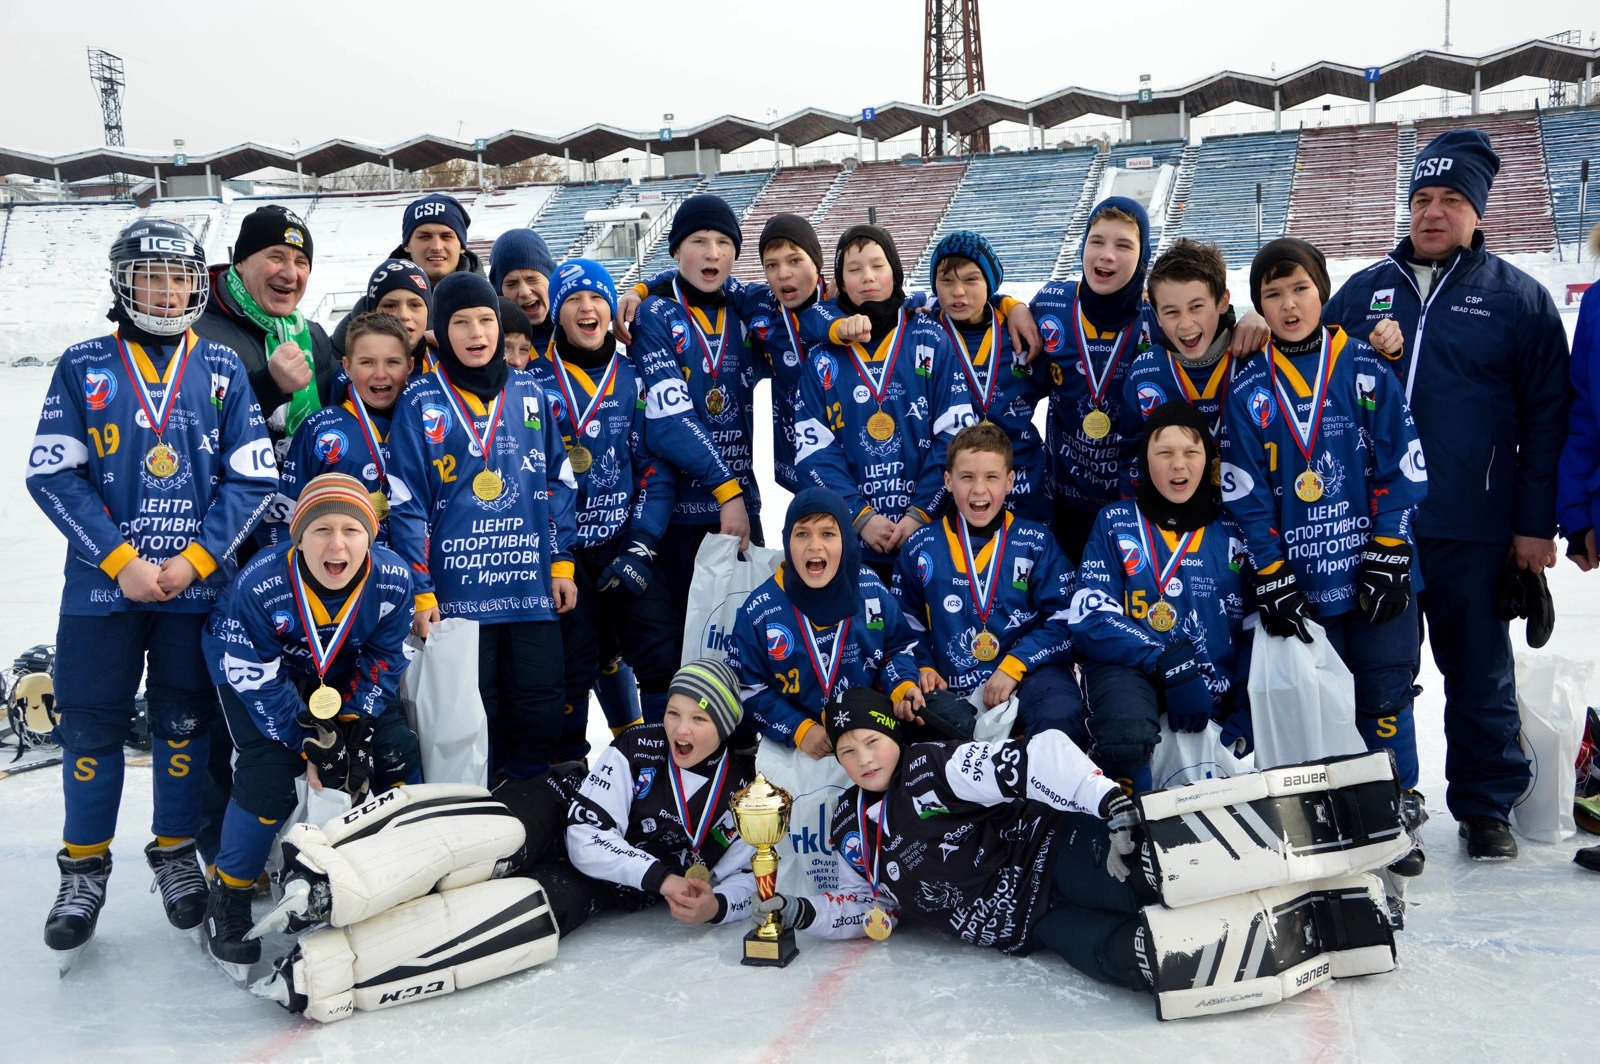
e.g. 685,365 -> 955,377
109,219 -> 209,336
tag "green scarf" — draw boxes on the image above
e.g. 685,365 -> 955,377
224,266 -> 319,435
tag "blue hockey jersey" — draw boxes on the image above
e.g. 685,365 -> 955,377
891,514 -> 1074,695
203,542 -> 413,749
1118,348 -> 1238,494
1070,502 -> 1250,699
386,366 -> 578,623
271,398 -> 405,547
726,565 -> 920,749
1219,328 -> 1428,617
26,330 -> 277,615
937,310 -> 1051,515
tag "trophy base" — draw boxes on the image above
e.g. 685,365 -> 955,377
741,927 -> 799,968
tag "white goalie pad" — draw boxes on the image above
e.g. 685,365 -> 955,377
1141,873 -> 1396,1020
1137,750 -> 1410,908
252,878 -> 559,1023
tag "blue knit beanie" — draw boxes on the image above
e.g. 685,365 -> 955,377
489,228 -> 557,290
1410,129 -> 1499,218
549,258 -> 618,324
402,193 -> 471,246
930,230 -> 1003,294
669,194 -> 742,257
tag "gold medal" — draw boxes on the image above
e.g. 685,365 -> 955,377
704,386 -> 726,416
145,442 -> 179,478
1082,409 -> 1112,440
369,491 -> 390,523
867,411 -> 896,441
472,469 -> 504,501
684,861 -> 712,883
1148,600 -> 1177,633
308,684 -> 341,720
567,444 -> 593,475
1294,468 -> 1324,503
971,629 -> 1000,662
1210,456 -> 1222,487
864,905 -> 892,941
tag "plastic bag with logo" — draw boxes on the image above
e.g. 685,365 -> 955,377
1149,717 -> 1254,789
1247,620 -> 1367,769
680,533 -> 783,666
1509,652 -> 1592,843
753,737 -> 852,897
399,618 -> 489,787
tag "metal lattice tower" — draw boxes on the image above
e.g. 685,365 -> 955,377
87,49 -> 127,197
1547,30 -> 1582,107
922,0 -> 988,157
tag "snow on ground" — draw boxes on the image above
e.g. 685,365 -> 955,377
2,349 -> 1599,1062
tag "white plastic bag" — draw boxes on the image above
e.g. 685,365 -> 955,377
1247,620 -> 1367,769
1149,719 -> 1254,789
680,534 -> 783,666
972,692 -> 1019,744
399,617 -> 489,787
753,738 -> 852,897
1510,652 -> 1592,843
266,776 -> 353,882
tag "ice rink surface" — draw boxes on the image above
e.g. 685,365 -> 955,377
1,363 -> 1598,1063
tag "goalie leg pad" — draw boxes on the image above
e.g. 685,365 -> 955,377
1140,873 -> 1395,1020
1138,750 -> 1410,907
253,878 -> 559,1022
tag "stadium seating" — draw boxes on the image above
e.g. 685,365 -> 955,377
913,148 -> 1099,284
1416,114 -> 1555,255
1537,108 -> 1600,251
0,200 -> 144,361
529,182 -> 630,263
731,165 -> 843,281
1286,124 -> 1400,259
1174,132 -> 1301,264
300,190 -> 435,323
812,161 -> 968,287
581,176 -> 703,280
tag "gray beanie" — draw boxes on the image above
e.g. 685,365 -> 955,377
669,658 -> 743,741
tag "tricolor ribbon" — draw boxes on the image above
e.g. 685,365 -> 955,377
1135,509 -> 1199,599
795,606 -> 850,700
115,330 -> 195,440
434,366 -> 504,464
941,311 -> 999,416
857,794 -> 889,900
671,277 -> 731,381
289,550 -> 369,685
1268,328 -> 1331,467
1071,292 -> 1133,408
1168,351 -> 1233,441
668,749 -> 732,862
847,312 -> 907,405
955,515 -> 1009,631
551,349 -> 620,443
345,393 -> 389,487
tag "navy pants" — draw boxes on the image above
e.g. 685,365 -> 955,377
1317,598 -> 1421,792
1417,538 -> 1529,820
921,664 -> 1088,744
1051,500 -> 1100,567
480,620 -> 566,780
1032,813 -> 1157,987
54,610 -> 218,846
1081,662 -> 1161,794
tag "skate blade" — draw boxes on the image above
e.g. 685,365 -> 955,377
209,952 -> 254,987
55,944 -> 89,978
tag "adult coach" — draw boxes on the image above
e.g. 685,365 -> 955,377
1324,129 -> 1571,862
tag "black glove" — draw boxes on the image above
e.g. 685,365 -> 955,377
1253,568 -> 1313,643
599,536 -> 657,596
1495,555 -> 1555,649
298,711 -> 377,800
1356,540 -> 1412,624
1154,640 -> 1212,733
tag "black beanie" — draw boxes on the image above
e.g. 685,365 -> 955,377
1135,399 -> 1218,534
834,224 -> 904,304
669,194 -> 742,257
760,214 -> 825,278
432,272 -> 506,400
498,297 -> 533,341
1411,128 -> 1499,219
824,687 -> 902,750
1249,237 -> 1329,312
232,205 -> 313,266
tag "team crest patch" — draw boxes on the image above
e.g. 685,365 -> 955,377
314,428 -> 348,464
1246,387 -> 1274,428
1136,382 -> 1166,418
864,597 -> 884,630
1228,537 -> 1247,572
1038,315 -> 1064,354
751,315 -> 772,341
634,767 -> 656,799
284,227 -> 305,248
421,404 -> 451,444
523,395 -> 541,429
1011,556 -> 1033,590
1370,289 -> 1394,312
1355,373 -> 1377,411
84,368 -> 117,410
916,550 -> 934,586
840,830 -> 866,874
272,610 -> 294,635
1116,534 -> 1146,576
670,321 -> 689,355
912,791 -> 949,818
210,373 -> 229,408
766,623 -> 794,661
814,352 -> 839,390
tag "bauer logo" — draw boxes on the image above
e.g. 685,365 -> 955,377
1370,289 -> 1394,312
1038,315 -> 1064,354
139,236 -> 193,256
421,404 -> 451,444
84,368 -> 117,410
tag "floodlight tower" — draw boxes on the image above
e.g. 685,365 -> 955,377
922,0 -> 988,157
87,48 -> 127,197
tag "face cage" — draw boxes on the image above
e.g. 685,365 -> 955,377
6,671 -> 58,756
113,257 -> 209,336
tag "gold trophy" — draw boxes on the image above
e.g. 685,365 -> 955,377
729,773 -> 799,967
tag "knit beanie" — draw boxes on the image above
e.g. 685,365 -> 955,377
489,228 -> 557,290
403,193 -> 471,247
432,272 -> 506,399
549,258 -> 619,323
1249,237 -> 1330,312
668,194 -> 742,257
824,687 -> 902,750
669,658 -> 744,742
759,213 -> 824,276
1410,129 -> 1499,219
232,205 -> 313,266
291,473 -> 377,546
1135,399 -> 1218,534
930,230 -> 1003,295
360,258 -> 431,314
834,224 -> 905,304
499,298 -> 533,340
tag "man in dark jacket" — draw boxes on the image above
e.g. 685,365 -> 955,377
195,204 -> 337,455
1324,129 -> 1571,863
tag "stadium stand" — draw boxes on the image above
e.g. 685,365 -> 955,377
812,161 -> 968,285
1285,124 -> 1400,259
731,165 -> 843,281
1173,132 -> 1301,264
0,200 -> 142,361
530,182 -> 629,261
1536,107 -> 1600,250
465,184 -> 558,254
913,148 -> 1098,283
1416,113 -> 1556,254
300,190 -> 435,322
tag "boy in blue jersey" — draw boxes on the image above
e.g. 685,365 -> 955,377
1070,402 -> 1253,794
387,273 -> 579,782
199,475 -> 420,975
929,233 -> 1051,522
274,313 -> 414,547
751,215 -> 829,493
895,423 -> 1082,742
26,220 -> 277,969
1221,238 -> 1429,877
524,260 -> 679,749
794,225 -> 972,582
727,489 -> 923,759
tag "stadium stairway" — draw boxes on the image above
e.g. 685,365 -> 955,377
1538,107 -> 1600,251
1286,124 -> 1400,259
1052,151 -> 1110,279
1393,124 -> 1419,245
1156,143 -> 1201,254
1173,132 -> 1301,266
811,160 -> 968,287
1416,113 -> 1556,254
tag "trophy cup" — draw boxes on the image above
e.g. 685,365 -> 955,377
729,773 -> 799,967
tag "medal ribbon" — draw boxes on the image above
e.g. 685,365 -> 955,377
1135,511 -> 1199,598
778,283 -> 822,364
288,550 -> 369,683
345,394 -> 388,487
671,278 -> 731,381
1268,329 -> 1330,467
857,794 -> 889,900
115,331 -> 194,439
552,349 -> 620,441
847,312 -> 907,404
1071,292 -> 1133,407
668,749 -> 732,860
955,516 -> 1009,629
435,367 -> 504,470
940,312 -> 999,415
795,606 -> 850,699
1168,352 -> 1232,441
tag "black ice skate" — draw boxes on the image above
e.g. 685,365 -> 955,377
145,838 -> 208,933
204,874 -> 261,984
45,849 -> 111,977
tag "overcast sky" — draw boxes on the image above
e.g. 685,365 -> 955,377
0,1 -> 1594,155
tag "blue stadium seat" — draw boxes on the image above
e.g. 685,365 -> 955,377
1178,132 -> 1300,264
1540,109 -> 1600,249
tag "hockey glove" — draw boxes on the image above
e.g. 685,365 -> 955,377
1155,640 -> 1212,733
752,891 -> 815,933
342,715 -> 378,803
1253,568 -> 1313,643
1356,540 -> 1412,625
1218,704 -> 1254,756
598,536 -> 657,596
298,712 -> 377,800
1100,791 -> 1142,883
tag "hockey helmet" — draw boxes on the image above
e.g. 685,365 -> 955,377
9,671 -> 58,750
109,218 -> 209,336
